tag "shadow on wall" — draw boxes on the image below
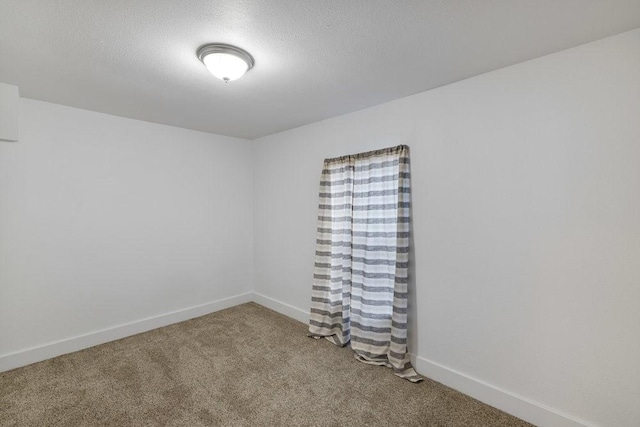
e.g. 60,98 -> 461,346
407,185 -> 420,361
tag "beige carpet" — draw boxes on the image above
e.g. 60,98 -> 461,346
1,302 -> 532,426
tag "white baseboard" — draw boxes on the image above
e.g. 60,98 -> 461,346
249,295 -> 595,427
0,291 -> 596,427
411,355 -> 595,427
252,292 -> 309,324
0,292 -> 253,373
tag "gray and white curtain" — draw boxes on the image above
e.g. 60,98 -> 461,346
309,145 -> 421,382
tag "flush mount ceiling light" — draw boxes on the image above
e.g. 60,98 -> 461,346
197,43 -> 254,83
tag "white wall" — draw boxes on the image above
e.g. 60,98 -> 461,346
0,82 -> 19,142
0,99 -> 254,363
252,29 -> 640,427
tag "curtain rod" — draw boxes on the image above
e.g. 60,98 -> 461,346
323,144 -> 409,164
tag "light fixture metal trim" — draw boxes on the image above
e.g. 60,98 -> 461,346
197,43 -> 255,76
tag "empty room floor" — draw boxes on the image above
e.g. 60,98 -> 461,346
0,303 -> 531,426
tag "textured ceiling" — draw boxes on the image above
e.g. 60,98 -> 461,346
1,1 -> 639,139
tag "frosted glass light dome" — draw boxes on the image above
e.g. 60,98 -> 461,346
197,44 -> 254,83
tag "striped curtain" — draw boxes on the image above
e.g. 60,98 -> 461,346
309,145 -> 421,382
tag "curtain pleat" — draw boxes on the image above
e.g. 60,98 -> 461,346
309,145 -> 421,382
